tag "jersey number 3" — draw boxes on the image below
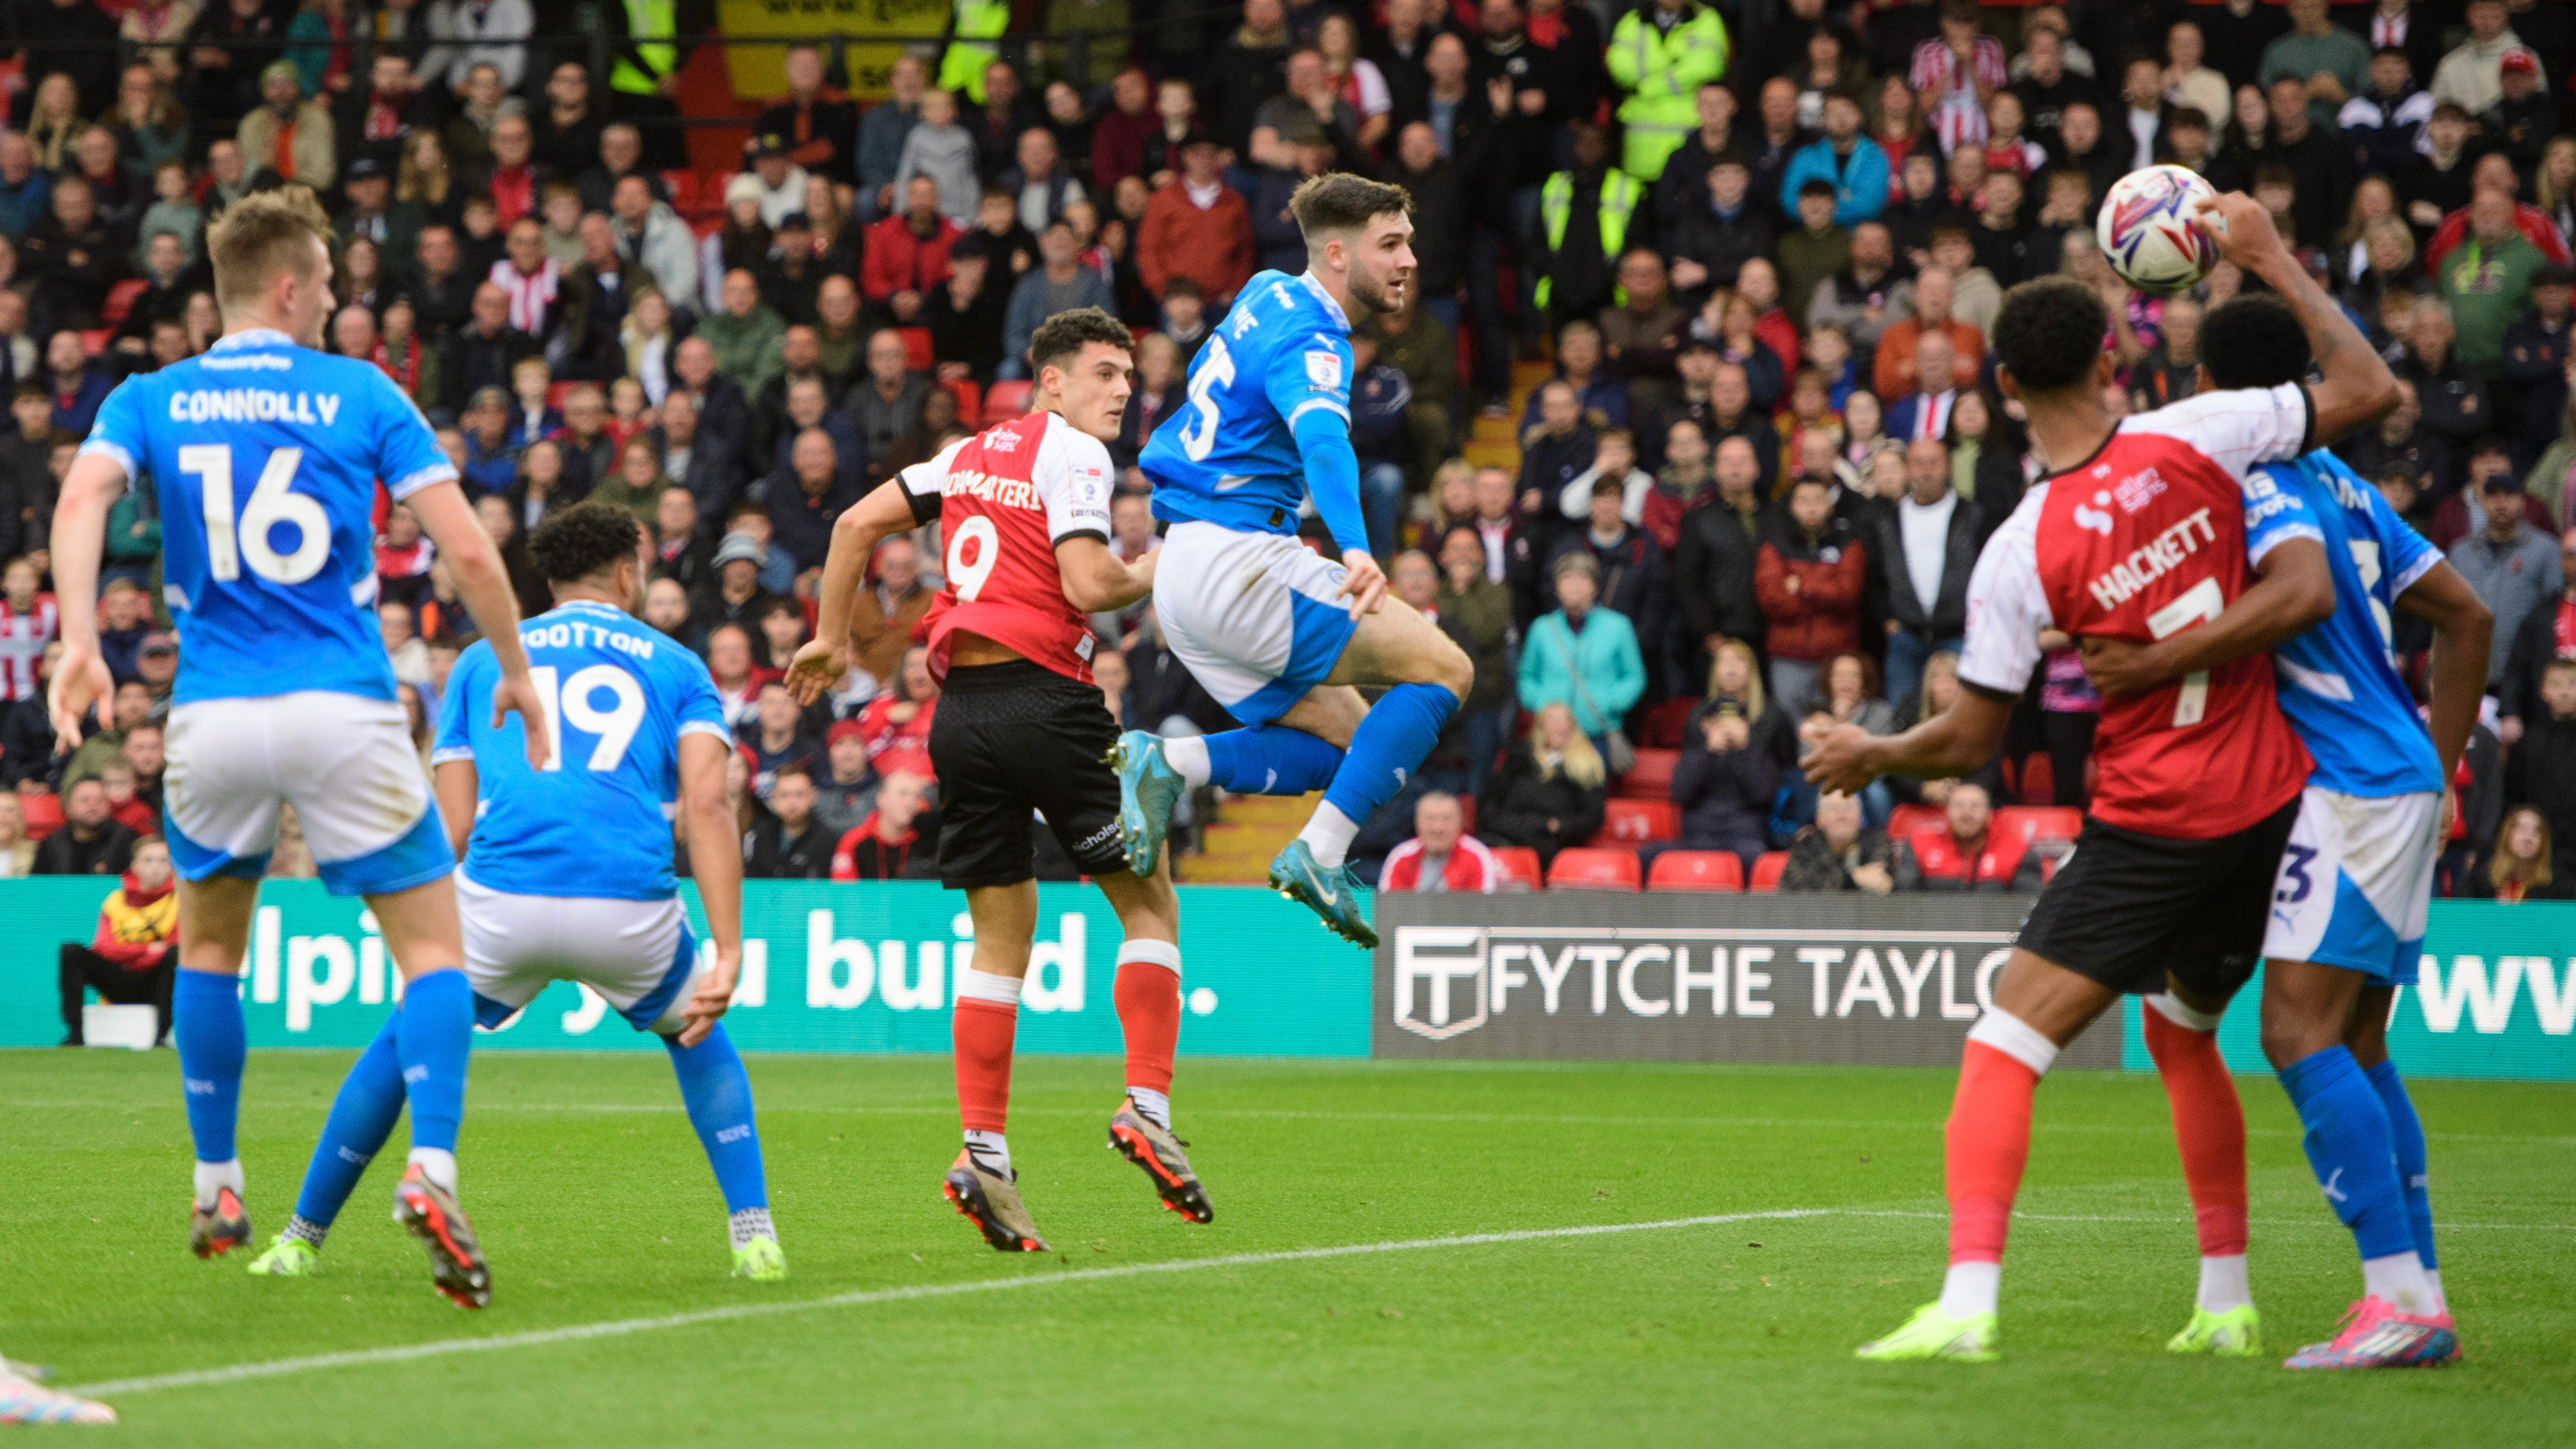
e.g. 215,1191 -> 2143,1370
529,664 -> 646,772
180,445 -> 328,585
1175,337 -> 1236,463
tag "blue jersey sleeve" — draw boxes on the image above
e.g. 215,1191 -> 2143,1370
1265,331 -> 1366,555
2242,462 -> 2324,566
2353,463 -> 2439,597
431,646 -> 487,764
670,652 -> 730,743
363,367 -> 461,501
76,375 -> 150,483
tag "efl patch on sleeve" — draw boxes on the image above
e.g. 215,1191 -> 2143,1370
1305,350 -> 1343,391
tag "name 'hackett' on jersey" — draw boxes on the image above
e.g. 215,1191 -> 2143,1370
1137,269 -> 1354,538
1958,384 -> 2317,839
894,408 -> 1114,685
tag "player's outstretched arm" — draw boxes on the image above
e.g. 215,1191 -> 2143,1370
2397,560 -> 2494,781
45,453 -> 123,746
2194,192 -> 2398,445
407,480 -> 550,768
432,759 -> 477,860
674,732 -> 743,1047
2078,537 -> 2338,700
789,480 -> 919,704
1803,688 -> 2016,792
1055,535 -> 1155,613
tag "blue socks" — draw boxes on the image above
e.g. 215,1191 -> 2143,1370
664,1025 -> 769,1214
1203,727 -> 1346,796
2366,1057 -> 2437,1272
174,969 -> 246,1184
1302,683 -> 1459,867
396,969 -> 473,1185
2279,1045 -> 2415,1261
292,1013 -> 407,1231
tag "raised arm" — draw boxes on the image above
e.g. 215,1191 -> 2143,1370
2077,535 -> 2337,699
1804,686 -> 2015,791
2396,559 -> 2493,781
786,478 -> 921,704
2195,191 -> 2398,446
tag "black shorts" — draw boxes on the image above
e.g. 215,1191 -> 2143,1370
927,660 -> 1130,889
2013,797 -> 2300,1001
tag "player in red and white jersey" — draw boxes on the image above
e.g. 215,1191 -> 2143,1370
784,308 -> 1212,1254
1806,192 -> 2402,1362
0,557 -> 58,702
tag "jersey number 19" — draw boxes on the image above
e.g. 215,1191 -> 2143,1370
529,664 -> 646,771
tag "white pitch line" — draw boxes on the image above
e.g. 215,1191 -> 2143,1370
69,1208 -> 1847,1398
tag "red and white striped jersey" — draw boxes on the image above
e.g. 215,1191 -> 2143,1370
895,409 -> 1115,685
1957,384 -> 2317,839
0,592 -> 58,701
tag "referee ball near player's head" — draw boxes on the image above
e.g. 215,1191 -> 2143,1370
529,502 -> 644,592
1990,275 -> 2110,397
2197,294 -> 2312,392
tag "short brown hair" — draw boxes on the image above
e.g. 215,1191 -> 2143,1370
1289,171 -> 1412,241
207,186 -> 330,311
1030,305 -> 1133,377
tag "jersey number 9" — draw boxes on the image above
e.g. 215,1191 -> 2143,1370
1174,337 -> 1237,464
529,663 -> 646,771
180,445 -> 327,585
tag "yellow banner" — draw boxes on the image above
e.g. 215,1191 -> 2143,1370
714,0 -> 949,100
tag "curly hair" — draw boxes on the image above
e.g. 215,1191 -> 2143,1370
2199,294 -> 2311,391
1990,275 -> 2109,394
527,501 -> 643,585
1030,305 -> 1134,377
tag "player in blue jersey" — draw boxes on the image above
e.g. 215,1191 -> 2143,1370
46,191 -> 547,1296
1115,173 -> 1472,948
246,504 -> 783,1287
2084,293 -> 2494,1369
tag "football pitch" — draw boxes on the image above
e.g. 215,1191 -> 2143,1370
7,1050 -> 2574,1447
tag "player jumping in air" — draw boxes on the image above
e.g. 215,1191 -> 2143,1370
1111,173 -> 1473,950
1804,191 -> 2401,1362
786,309 -> 1208,1252
2081,295 -> 2489,1368
48,190 -> 547,1298
246,504 -> 783,1290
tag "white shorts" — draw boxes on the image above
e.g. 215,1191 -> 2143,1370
1151,521 -> 1359,725
163,691 -> 453,897
2262,787 -> 2439,985
455,873 -> 698,1034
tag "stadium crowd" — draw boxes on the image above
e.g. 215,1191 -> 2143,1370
1,0 -> 2574,930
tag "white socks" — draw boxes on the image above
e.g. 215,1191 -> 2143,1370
1298,802 -> 1361,868
1939,1260 -> 2001,1319
193,1158 -> 244,1210
729,1206 -> 775,1248
406,1147 -> 458,1195
2362,1251 -> 2436,1317
1162,735 -> 1212,787
2425,1268 -> 2447,1315
1127,1087 -> 1171,1129
2198,1254 -> 2252,1314
963,1129 -> 1011,1177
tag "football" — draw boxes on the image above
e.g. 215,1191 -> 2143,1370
2097,165 -> 2224,295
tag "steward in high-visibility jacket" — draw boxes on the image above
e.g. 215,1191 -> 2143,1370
937,0 -> 1009,102
1605,0 -> 1728,182
1535,161 -> 1641,319
606,0 -> 676,100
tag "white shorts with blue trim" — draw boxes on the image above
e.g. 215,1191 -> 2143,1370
1150,521 -> 1358,725
2263,787 -> 2440,985
454,874 -> 699,1034
163,691 -> 453,897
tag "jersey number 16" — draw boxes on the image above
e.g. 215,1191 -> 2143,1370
180,445 -> 328,585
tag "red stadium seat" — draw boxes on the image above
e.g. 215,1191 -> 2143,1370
20,792 -> 63,841
1613,746 -> 1677,799
1995,806 -> 2083,846
103,278 -> 149,328
984,380 -> 1033,418
545,381 -> 580,411
1593,798 -> 1678,844
1642,697 -> 1696,748
941,378 -> 981,427
1546,847 -> 1641,891
1888,803 -> 1945,838
78,329 -> 110,357
2013,752 -> 2055,805
1491,846 -> 1542,888
1647,850 -> 1741,891
659,169 -> 701,213
1749,850 -> 1788,892
1457,795 -> 1476,833
895,327 -> 934,373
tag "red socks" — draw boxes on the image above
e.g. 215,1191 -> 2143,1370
1113,940 -> 1184,1096
1946,1011 -> 2059,1266
953,971 -> 1021,1135
2143,999 -> 2249,1258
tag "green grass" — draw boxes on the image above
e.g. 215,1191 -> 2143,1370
5,1050 -> 2575,1447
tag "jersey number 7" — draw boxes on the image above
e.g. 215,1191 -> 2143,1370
2144,576 -> 2223,727
180,445 -> 327,585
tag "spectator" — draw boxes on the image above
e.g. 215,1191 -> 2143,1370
1655,82 -> 1749,230
1774,178 -> 1852,322
2478,49 -> 2557,178
1655,700 -> 1774,875
1598,250 -> 1687,416
56,833 -> 177,1045
1805,222 -> 1908,364
2465,805 -> 2572,899
1000,127 -> 1085,235
2431,436 -> 2551,552
1433,525 -> 1516,798
1892,780 -> 2042,890
1518,380 -> 1597,521
856,54 -> 929,218
1377,789 -> 1501,893
2448,468 -> 2561,685
849,535 -> 934,689
1755,474 -> 1865,707
0,793 -> 31,875
1909,0 -> 2007,154
828,768 -> 935,880
1534,123 -> 1633,329
1667,150 -> 1774,303
33,777 -> 136,876
1780,92 -> 1886,227
767,428 -> 864,576
2504,266 -> 2572,467
1563,423 -> 1650,522
2442,191 -> 2545,378
807,719 -> 880,842
1553,472 -> 1669,642
2259,0 -> 2369,123
1871,268 -> 1981,402
1517,553 -> 1645,747
742,760 -> 831,878
1870,438 -> 1979,707
1135,136 -> 1254,309
861,177 -> 961,326
689,532 -> 790,647
607,174 -> 698,310
1477,699 -> 1608,869
1001,221 -> 1113,379
25,183 -> 119,332
758,46 -> 857,187
852,645 -> 939,781
2429,0 -> 2532,116
1886,330 -> 1963,443
236,61 -> 337,192
1673,435 -> 1767,670
1779,788 -> 1893,893
699,269 -> 787,398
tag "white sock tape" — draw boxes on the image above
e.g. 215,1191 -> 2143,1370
1967,1008 -> 2060,1077
1117,939 -> 1182,975
957,970 -> 1024,1007
2145,991 -> 2224,1034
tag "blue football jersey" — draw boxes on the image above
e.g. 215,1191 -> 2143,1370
2244,451 -> 2444,798
432,600 -> 730,901
1139,269 -> 1357,542
79,329 -> 457,705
